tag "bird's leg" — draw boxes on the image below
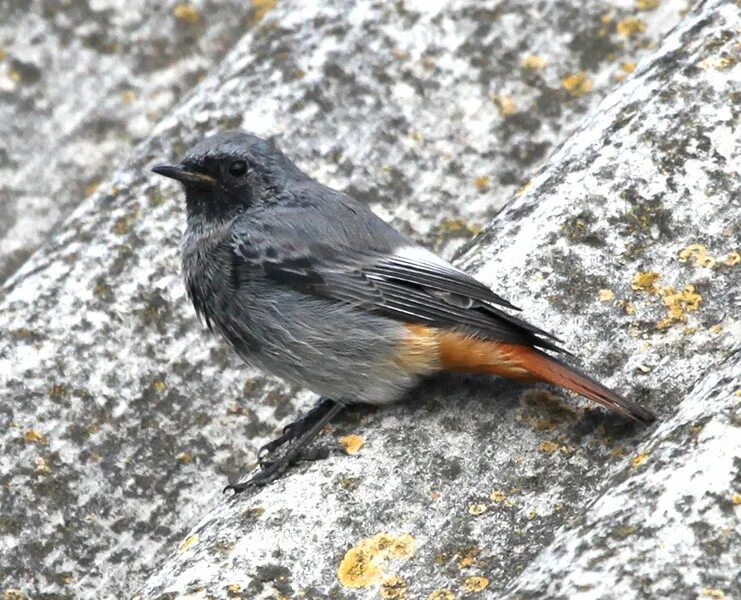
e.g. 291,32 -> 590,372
225,398 -> 343,493
257,396 -> 337,467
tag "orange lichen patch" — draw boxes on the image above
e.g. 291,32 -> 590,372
178,533 -> 200,553
631,450 -> 650,468
723,251 -> 740,266
616,17 -> 646,36
23,429 -> 48,444
396,324 -> 441,374
428,590 -> 455,600
474,175 -> 491,190
522,54 -> 547,70
251,0 -> 277,22
493,94 -> 517,116
636,0 -> 661,9
631,271 -> 660,293
338,533 -> 416,588
678,244 -> 716,268
173,4 -> 200,23
490,489 -> 507,503
339,434 -> 364,455
622,62 -> 637,73
463,576 -> 489,592
598,288 -> 615,302
468,503 -> 488,516
731,493 -> 741,505
381,575 -> 408,599
656,285 -> 702,329
562,71 -> 592,96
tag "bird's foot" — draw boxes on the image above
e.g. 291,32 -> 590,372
225,398 -> 343,494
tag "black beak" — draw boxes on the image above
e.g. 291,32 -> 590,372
151,164 -> 216,186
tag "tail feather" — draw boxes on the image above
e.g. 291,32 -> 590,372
437,331 -> 655,424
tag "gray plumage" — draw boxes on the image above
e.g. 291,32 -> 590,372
164,130 -> 561,406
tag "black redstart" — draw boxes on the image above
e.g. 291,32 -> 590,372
152,130 -> 655,492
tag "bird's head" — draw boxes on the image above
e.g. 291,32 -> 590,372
152,130 -> 305,221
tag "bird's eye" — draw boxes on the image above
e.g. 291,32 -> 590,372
229,160 -> 247,177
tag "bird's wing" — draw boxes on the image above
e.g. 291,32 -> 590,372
228,233 -> 565,353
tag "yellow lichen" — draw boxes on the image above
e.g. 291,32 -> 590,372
723,251 -> 740,266
702,589 -> 726,599
598,288 -> 615,302
381,575 -> 407,599
494,94 -> 517,116
35,456 -> 50,473
539,440 -> 560,453
153,379 -> 167,393
622,62 -> 636,73
251,0 -> 277,22
226,583 -> 241,595
631,271 -> 660,293
339,434 -> 364,455
438,218 -> 483,235
3,591 -> 24,600
473,175 -> 491,191
177,452 -> 193,465
731,493 -> 741,505
468,503 -> 488,516
562,71 -> 592,97
457,546 -> 479,568
428,590 -> 455,600
490,489 -> 507,503
23,429 -> 48,444
678,243 -> 716,268
631,450 -> 650,468
710,324 -> 722,334
636,0 -> 660,9
616,17 -> 646,36
173,4 -> 200,23
522,54 -> 547,70
337,533 -> 416,588
656,285 -> 702,329
463,577 -> 489,592
178,533 -> 200,553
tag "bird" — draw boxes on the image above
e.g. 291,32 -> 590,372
152,130 -> 656,492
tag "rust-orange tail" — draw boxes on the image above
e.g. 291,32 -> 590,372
437,330 -> 655,424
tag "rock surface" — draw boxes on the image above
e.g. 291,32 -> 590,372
0,0 -> 739,598
0,0 -> 254,282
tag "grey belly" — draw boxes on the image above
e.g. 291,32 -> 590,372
211,283 -> 418,405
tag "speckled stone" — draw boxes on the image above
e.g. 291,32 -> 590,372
0,0 -> 254,282
1,0 -> 738,598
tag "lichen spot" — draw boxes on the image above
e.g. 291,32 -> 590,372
678,243 -> 716,268
463,576 -> 490,592
381,575 -> 408,599
616,17 -> 646,36
338,532 -> 416,588
631,450 -> 650,468
631,271 -> 660,293
178,533 -> 200,553
339,434 -> 364,455
562,71 -> 592,97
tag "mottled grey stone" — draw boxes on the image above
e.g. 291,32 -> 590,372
0,0 -> 254,282
0,0 -> 738,598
